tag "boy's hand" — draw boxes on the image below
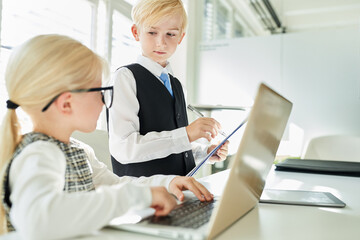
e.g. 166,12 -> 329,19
168,176 -> 213,202
209,140 -> 229,163
150,187 -> 177,216
186,117 -> 221,142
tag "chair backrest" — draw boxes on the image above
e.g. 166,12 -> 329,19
71,129 -> 112,170
302,135 -> 360,162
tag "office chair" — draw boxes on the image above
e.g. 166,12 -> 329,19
71,129 -> 112,170
302,135 -> 360,162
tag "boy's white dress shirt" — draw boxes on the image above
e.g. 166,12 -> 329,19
9,140 -> 175,240
107,55 -> 208,165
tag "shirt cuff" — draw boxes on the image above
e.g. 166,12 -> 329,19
171,127 -> 191,149
112,183 -> 153,214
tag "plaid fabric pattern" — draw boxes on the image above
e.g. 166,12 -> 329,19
2,132 -> 95,231
2,161 -> 15,232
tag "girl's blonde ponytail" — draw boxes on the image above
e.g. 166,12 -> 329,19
0,109 -> 21,234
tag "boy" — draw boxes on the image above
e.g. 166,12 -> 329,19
108,0 -> 229,177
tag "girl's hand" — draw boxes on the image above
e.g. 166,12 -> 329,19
168,176 -> 213,202
150,187 -> 177,216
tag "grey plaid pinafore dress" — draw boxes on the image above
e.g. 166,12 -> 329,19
1,132 -> 95,231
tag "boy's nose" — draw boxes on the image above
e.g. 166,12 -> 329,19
156,35 -> 166,47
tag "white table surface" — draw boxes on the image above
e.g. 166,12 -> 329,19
2,166 -> 359,240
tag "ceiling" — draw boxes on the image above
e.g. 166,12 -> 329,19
269,0 -> 360,33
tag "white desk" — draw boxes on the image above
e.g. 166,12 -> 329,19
216,167 -> 360,240
2,166 -> 359,240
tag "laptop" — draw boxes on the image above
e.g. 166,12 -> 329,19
108,83 -> 293,239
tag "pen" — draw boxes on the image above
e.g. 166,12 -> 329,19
187,104 -> 227,137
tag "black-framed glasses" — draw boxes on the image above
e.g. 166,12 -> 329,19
42,86 -> 114,112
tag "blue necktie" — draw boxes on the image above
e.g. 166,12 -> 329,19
160,72 -> 173,97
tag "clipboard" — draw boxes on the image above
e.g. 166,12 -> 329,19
186,117 -> 248,177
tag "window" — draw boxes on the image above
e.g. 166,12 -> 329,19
0,0 -> 161,131
202,0 -> 257,41
111,9 -> 140,72
1,0 -> 93,48
0,0 -> 95,128
214,1 -> 231,39
203,0 -> 214,41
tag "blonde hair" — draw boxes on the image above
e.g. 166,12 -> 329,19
0,34 -> 107,233
132,0 -> 188,34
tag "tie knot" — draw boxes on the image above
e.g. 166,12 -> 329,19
160,72 -> 169,83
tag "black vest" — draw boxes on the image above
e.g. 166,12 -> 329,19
111,64 -> 195,177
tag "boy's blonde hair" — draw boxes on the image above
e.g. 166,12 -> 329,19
0,34 -> 107,233
132,0 -> 188,33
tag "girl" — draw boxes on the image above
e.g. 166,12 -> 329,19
0,34 -> 212,239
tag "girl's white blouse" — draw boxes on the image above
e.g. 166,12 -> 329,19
9,140 -> 175,240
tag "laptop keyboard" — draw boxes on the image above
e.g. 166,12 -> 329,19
148,199 -> 216,229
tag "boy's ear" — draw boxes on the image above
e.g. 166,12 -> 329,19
178,32 -> 186,45
131,24 -> 140,41
54,92 -> 73,115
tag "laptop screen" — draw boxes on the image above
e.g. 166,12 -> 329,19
207,83 -> 292,239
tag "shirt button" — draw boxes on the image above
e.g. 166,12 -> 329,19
185,152 -> 188,158
177,113 -> 181,119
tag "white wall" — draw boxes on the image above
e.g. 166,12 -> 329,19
197,26 -> 360,156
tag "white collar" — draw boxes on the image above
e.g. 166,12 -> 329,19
136,55 -> 173,77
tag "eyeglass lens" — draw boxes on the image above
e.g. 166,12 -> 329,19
102,89 -> 113,108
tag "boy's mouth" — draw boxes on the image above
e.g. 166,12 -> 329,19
154,51 -> 166,55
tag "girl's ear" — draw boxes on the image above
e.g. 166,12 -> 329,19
178,32 -> 186,45
54,92 -> 73,114
131,24 -> 140,41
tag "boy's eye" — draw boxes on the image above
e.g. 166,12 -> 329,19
148,32 -> 156,35
167,33 -> 176,37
